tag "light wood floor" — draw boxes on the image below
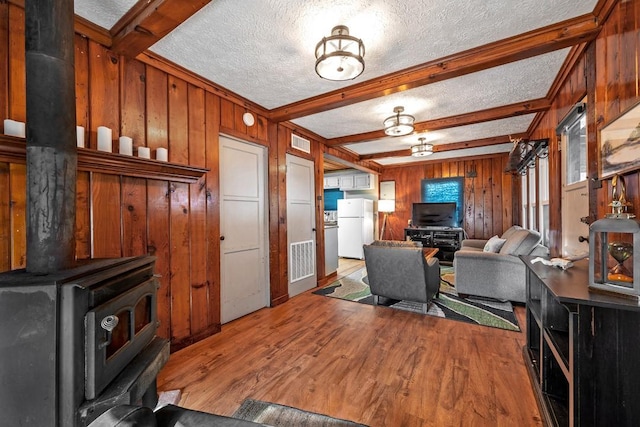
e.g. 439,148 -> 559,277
157,259 -> 542,426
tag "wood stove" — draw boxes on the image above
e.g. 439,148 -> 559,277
0,255 -> 169,426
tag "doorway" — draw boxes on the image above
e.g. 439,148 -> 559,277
560,104 -> 589,258
219,135 -> 269,323
286,154 -> 317,297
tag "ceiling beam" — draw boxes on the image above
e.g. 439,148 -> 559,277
110,0 -> 211,58
358,133 -> 526,160
325,98 -> 550,146
268,14 -> 600,122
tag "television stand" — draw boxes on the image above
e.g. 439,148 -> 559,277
404,227 -> 464,263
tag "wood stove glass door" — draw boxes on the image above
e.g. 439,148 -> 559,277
219,135 -> 269,324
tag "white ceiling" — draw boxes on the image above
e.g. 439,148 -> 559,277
74,0 -> 599,165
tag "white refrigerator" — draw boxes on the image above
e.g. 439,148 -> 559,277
337,198 -> 374,259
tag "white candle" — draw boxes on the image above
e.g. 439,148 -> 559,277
119,136 -> 133,156
137,146 -> 151,159
4,119 -> 25,137
76,126 -> 85,148
156,147 -> 168,162
97,126 -> 112,152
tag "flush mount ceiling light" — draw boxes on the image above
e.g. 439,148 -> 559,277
411,137 -> 433,157
384,106 -> 415,136
315,25 -> 365,81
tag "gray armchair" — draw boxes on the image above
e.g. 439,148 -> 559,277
363,241 -> 441,314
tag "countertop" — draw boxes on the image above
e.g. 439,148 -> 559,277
324,222 -> 338,229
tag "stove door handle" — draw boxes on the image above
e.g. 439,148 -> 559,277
99,315 -> 120,349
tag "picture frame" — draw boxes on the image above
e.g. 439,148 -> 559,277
599,100 -> 640,179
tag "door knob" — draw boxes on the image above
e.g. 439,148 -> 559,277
312,228 -> 316,232
578,235 -> 589,243
220,235 -> 225,241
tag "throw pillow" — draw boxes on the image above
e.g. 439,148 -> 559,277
499,229 -> 542,255
483,235 -> 507,253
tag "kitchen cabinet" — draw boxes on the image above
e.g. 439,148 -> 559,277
339,175 -> 355,190
353,174 -> 371,189
324,176 -> 341,189
324,173 -> 375,190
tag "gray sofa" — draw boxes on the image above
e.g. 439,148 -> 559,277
363,240 -> 440,313
453,226 -> 548,303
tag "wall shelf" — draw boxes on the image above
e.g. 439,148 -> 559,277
0,135 -> 208,183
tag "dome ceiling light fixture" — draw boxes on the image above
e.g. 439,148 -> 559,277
384,106 -> 415,136
411,137 -> 434,157
315,25 -> 365,81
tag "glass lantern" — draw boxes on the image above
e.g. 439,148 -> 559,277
589,217 -> 640,298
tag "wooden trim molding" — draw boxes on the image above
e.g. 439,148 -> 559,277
269,14 -> 600,122
0,136 -> 208,183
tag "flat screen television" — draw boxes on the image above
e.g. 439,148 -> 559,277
412,202 -> 459,228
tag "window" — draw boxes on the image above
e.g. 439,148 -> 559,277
538,156 -> 550,246
565,112 -> 587,186
421,177 -> 464,228
520,151 -> 549,246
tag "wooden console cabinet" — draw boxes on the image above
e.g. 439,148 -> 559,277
522,256 -> 640,426
404,227 -> 464,263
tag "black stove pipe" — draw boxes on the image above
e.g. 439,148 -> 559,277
25,0 -> 77,273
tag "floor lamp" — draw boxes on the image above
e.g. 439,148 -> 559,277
378,200 -> 395,240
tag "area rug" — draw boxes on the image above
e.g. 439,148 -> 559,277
232,398 -> 367,426
313,266 -> 520,332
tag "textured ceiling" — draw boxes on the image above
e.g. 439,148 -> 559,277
74,0 -> 599,166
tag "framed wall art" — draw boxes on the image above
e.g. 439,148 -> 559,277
599,101 -> 640,179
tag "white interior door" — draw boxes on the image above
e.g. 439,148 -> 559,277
220,135 -> 268,323
286,154 -> 317,297
561,112 -> 589,258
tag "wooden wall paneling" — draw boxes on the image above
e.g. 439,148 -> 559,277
502,171 -> 514,232
492,158 -> 504,235
120,57 -> 146,150
189,177 -> 208,334
146,66 -> 168,152
169,182 -> 192,342
90,173 -> 122,258
0,2 -> 9,122
168,76 -> 189,164
463,162 -> 475,236
88,41 -> 120,149
482,158 -> 494,237
147,179 -> 171,340
586,42 -> 600,227
188,83 -> 208,335
121,176 -> 147,257
9,163 -> 25,269
204,91 -> 221,328
75,35 -> 89,143
620,0 -> 639,111
474,161 -> 485,238
256,115 -> 268,142
267,121 -> 283,305
188,85 -> 206,167
233,104 -> 248,136
8,4 -> 25,121
430,161 -> 441,179
75,171 -> 91,260
220,98 -> 235,131
604,4 -> 621,121
0,163 -> 9,271
273,124 -> 290,305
